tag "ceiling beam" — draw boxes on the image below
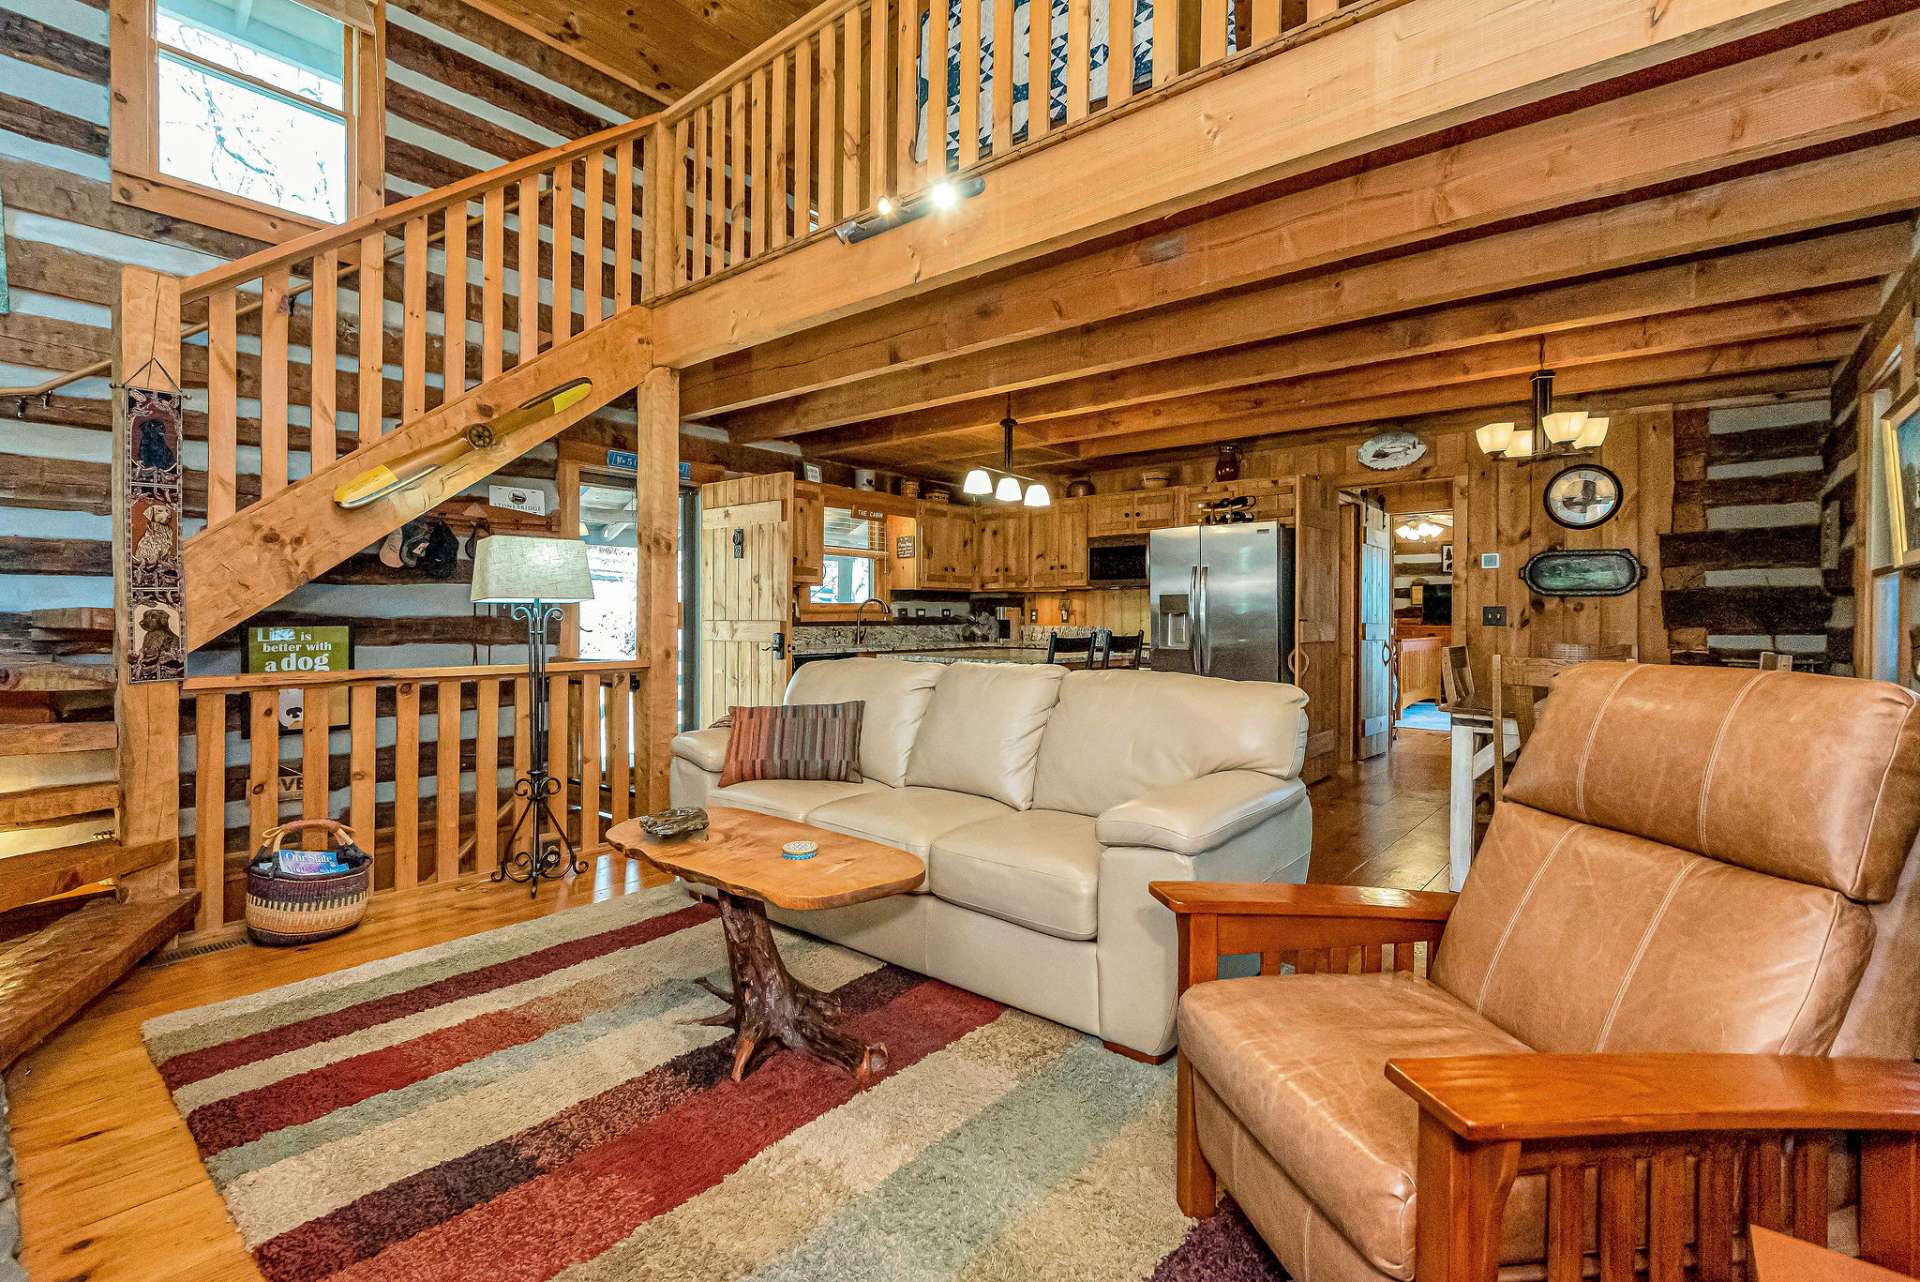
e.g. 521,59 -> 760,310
654,0 -> 1876,370
686,8 -> 1920,421
799,269 -> 1889,457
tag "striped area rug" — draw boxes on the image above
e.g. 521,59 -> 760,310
144,886 -> 1288,1282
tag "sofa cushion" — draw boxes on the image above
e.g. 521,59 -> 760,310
807,786 -> 1014,858
787,658 -> 943,788
1179,972 -> 1532,1280
904,663 -> 1065,808
718,701 -> 865,787
709,779 -> 878,823
1032,670 -> 1309,817
929,809 -> 1102,941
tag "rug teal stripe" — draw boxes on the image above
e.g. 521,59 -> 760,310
744,1038 -> 1170,1282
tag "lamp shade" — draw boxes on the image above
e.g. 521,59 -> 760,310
469,535 -> 595,604
1574,415 -> 1610,449
1504,428 -> 1536,459
1541,409 -> 1588,445
1475,421 -> 1515,455
994,474 -> 1022,502
962,468 -> 993,496
1023,481 -> 1051,508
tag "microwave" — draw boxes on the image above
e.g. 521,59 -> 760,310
1087,536 -> 1149,586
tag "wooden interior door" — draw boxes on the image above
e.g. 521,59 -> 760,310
1357,499 -> 1394,760
697,474 -> 793,727
1293,475 -> 1339,783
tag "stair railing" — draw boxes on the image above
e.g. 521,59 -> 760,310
176,114 -> 659,533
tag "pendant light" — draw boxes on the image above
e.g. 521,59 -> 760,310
1476,340 -> 1608,461
993,414 -> 1024,501
967,403 -> 1052,506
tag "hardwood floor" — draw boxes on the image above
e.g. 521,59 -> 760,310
6,733 -> 1455,1282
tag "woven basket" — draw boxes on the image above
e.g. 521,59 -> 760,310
246,819 -> 372,947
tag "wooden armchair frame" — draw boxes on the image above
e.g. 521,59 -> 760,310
1150,881 -> 1920,1282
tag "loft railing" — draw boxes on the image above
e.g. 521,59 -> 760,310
168,116 -> 658,532
655,0 -> 1357,287
181,658 -> 649,935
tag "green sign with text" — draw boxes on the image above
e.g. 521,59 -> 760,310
248,625 -> 351,675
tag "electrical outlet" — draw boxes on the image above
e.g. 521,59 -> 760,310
1482,605 -> 1509,627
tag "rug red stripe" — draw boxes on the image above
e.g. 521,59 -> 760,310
159,903 -> 715,1090
298,976 -> 1003,1282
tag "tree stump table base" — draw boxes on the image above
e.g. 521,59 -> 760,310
699,891 -> 887,1082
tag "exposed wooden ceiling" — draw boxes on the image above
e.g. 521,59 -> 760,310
678,6 -> 1920,480
460,0 -> 820,105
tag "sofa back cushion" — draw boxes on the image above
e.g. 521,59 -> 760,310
785,658 -> 942,788
903,663 -> 1066,808
1030,670 -> 1309,817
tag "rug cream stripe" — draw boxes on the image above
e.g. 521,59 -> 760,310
221,940 -> 881,1245
554,1012 -> 1081,1282
146,891 -> 691,1055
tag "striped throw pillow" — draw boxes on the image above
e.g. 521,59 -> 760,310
718,702 -> 865,788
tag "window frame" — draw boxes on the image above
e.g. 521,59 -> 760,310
110,0 -> 386,243
799,499 -> 895,621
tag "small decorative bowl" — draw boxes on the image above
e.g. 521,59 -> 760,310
781,840 -> 819,861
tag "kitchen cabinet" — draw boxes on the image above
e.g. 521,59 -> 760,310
1182,478 -> 1294,525
976,511 -> 1029,589
791,482 -> 824,583
917,503 -> 978,589
1087,488 -> 1185,535
1028,501 -> 1089,588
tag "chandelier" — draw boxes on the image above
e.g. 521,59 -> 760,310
962,404 -> 1051,507
1476,348 -> 1609,462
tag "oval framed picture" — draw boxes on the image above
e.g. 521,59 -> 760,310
1543,463 -> 1623,530
1357,430 -> 1428,471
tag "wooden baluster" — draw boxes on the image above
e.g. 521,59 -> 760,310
582,150 -> 604,325
729,81 -> 748,265
818,28 -> 840,222
394,680 -> 420,890
302,685 -> 332,838
401,217 -> 428,421
512,674 -> 532,859
1305,0 -> 1333,16
957,0 -> 979,168
309,250 -> 337,471
691,105 -> 710,280
516,174 -> 540,361
260,268 -> 289,497
843,10 -> 862,210
247,691 -> 277,854
1790,1134 -> 1831,1246
350,683 -> 376,868
482,187 -> 506,379
357,232 -> 384,442
1153,0 -> 1179,84
1544,1162 -> 1584,1282
897,0 -> 922,189
991,0 -> 1015,150
552,161 -> 575,341
475,677 -> 500,876
1028,0 -> 1050,140
1597,1155 -> 1634,1282
1109,0 -> 1135,103
1647,1150 -> 1687,1282
671,118 -> 691,285
750,68 -> 769,259
207,291 -> 237,523
1201,0 -> 1227,65
1066,0 -> 1091,120
444,201 -> 467,401
607,673 -> 631,826
193,692 -> 225,933
435,679 -> 461,882
770,54 -> 791,249
580,672 -> 602,852
548,673 -> 571,846
869,0 -> 889,198
613,140 -> 635,311
1252,0 -> 1278,43
793,44 -> 813,235
1697,1142 -> 1738,1282
1749,1137 -> 1787,1232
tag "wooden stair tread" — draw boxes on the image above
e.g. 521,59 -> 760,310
0,780 -> 118,828
0,722 -> 115,756
0,838 -> 173,915
0,661 -> 115,692
0,890 -> 198,1069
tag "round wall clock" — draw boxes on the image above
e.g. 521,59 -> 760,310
1543,463 -> 1623,529
1357,430 -> 1428,471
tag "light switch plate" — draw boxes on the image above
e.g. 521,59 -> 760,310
1479,552 -> 1500,570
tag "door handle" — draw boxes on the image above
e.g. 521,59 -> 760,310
1198,565 -> 1211,674
760,630 -> 786,659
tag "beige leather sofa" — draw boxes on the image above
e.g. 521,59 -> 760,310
670,657 -> 1313,1057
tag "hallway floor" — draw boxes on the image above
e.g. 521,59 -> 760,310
1306,729 -> 1453,892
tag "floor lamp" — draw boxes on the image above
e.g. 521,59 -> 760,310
471,534 -> 595,895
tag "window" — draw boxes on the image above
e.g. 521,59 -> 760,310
806,505 -> 888,610
113,0 -> 382,240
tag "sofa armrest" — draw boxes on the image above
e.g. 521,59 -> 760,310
1097,771 -> 1305,855
670,727 -> 730,773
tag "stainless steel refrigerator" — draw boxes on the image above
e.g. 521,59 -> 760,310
1149,522 -> 1296,681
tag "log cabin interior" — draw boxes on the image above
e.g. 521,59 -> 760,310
2,0 -> 1920,1277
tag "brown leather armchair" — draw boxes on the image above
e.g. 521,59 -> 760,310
1153,663 -> 1920,1282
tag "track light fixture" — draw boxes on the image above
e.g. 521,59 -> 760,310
834,176 -> 986,244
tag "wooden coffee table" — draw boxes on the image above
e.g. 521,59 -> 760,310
605,807 -> 924,1082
